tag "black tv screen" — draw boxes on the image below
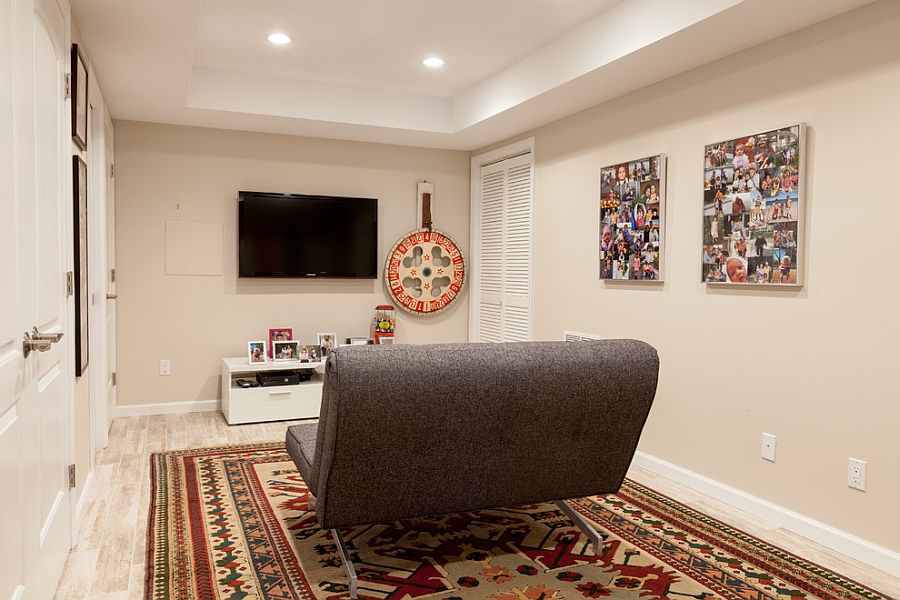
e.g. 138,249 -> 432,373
238,191 -> 378,278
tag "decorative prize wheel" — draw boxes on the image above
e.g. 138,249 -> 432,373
385,228 -> 466,315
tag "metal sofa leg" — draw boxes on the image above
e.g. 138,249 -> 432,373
332,528 -> 358,599
555,500 -> 605,553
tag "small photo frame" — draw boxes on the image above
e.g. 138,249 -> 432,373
273,340 -> 300,361
72,155 -> 89,376
268,327 -> 294,358
305,345 -> 321,362
248,341 -> 267,364
317,333 -> 336,356
347,337 -> 370,346
376,336 -> 394,346
71,44 -> 88,151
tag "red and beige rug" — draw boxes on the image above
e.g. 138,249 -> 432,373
147,443 -> 891,600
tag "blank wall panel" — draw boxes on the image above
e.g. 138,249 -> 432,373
165,220 -> 223,276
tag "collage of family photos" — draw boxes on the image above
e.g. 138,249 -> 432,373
599,155 -> 665,281
702,125 -> 802,285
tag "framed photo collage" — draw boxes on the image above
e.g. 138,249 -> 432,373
599,124 -> 804,288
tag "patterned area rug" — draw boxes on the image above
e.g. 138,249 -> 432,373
147,443 -> 891,600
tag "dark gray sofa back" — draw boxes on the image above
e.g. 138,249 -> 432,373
311,340 -> 659,529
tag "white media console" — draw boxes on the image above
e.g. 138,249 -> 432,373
220,357 -> 324,424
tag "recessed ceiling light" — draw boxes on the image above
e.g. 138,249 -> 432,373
422,56 -> 444,68
267,32 -> 292,45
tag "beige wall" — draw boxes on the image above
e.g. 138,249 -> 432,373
480,1 -> 900,551
114,121 -> 470,407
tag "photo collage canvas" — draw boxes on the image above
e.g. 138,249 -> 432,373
702,125 -> 802,285
599,155 -> 665,281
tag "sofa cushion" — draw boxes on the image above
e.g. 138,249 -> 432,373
285,423 -> 319,495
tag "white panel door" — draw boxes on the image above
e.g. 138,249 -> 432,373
474,153 -> 534,343
476,163 -> 505,343
0,0 -> 26,597
2,0 -> 73,597
500,155 -> 533,342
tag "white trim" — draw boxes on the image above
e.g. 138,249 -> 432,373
471,137 -> 535,168
632,451 -> 900,578
468,138 -> 535,343
115,399 -> 219,418
72,468 -> 94,533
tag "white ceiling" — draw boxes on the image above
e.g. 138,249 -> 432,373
194,0 -> 623,98
72,0 -> 874,150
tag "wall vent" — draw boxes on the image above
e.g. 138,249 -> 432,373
564,330 -> 602,342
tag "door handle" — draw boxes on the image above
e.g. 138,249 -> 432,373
106,293 -> 117,300
23,330 -> 52,358
31,326 -> 64,343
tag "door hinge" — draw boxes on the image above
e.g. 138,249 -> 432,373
111,372 -> 117,386
64,73 -> 71,100
110,163 -> 115,178
110,268 -> 116,283
66,271 -> 74,296
68,464 -> 76,489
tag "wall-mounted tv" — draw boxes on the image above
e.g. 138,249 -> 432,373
238,191 -> 378,278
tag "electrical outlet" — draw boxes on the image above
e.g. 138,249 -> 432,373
761,433 -> 776,462
159,359 -> 171,376
848,458 -> 866,491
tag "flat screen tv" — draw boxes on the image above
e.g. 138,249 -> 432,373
238,191 -> 378,278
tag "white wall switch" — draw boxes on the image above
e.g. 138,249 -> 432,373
159,359 -> 172,376
848,458 -> 867,491
761,433 -> 776,462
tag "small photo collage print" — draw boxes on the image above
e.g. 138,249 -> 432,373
702,125 -> 801,285
600,155 -> 665,281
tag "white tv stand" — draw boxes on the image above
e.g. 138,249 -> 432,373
220,357 -> 324,425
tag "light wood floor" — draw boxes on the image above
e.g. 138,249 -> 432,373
54,412 -> 900,599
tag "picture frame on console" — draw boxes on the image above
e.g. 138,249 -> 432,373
267,327 -> 293,358
248,341 -> 266,364
273,340 -> 300,361
317,333 -> 336,356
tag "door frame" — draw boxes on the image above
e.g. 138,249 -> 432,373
88,76 -> 112,451
468,137 -> 534,342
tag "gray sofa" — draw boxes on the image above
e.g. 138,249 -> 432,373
285,339 -> 659,597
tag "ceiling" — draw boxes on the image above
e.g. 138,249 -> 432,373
72,0 -> 874,150
194,0 -> 622,98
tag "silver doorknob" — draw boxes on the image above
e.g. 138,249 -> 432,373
23,330 -> 52,358
31,326 -> 64,343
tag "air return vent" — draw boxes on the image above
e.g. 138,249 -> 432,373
563,330 -> 602,342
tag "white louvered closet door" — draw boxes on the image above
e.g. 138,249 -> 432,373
475,152 -> 533,342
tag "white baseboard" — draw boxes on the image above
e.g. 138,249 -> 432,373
115,399 -> 219,418
631,451 -> 900,578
